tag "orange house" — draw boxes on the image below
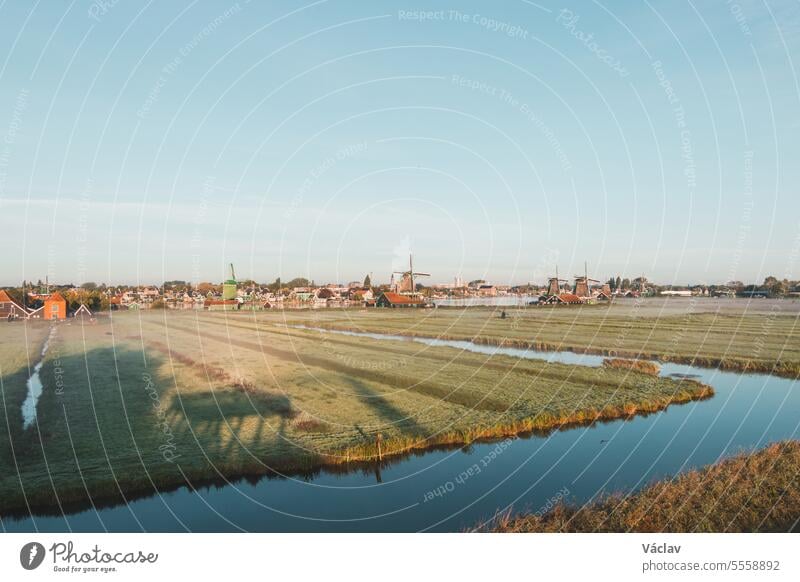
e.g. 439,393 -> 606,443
43,292 -> 67,320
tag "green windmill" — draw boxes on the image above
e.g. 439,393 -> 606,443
223,263 -> 237,300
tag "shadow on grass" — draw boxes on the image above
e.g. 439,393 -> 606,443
346,378 -> 426,437
0,341 -> 714,523
0,343 -> 296,519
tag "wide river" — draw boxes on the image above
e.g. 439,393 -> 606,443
4,328 -> 799,532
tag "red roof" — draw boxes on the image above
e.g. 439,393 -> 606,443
558,293 -> 583,303
0,290 -> 18,303
45,291 -> 66,302
379,292 -> 424,305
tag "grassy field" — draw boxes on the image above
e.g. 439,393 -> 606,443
491,440 -> 800,532
0,307 -> 712,516
275,297 -> 800,377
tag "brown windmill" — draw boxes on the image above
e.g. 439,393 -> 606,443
573,262 -> 599,298
394,253 -> 430,295
545,266 -> 568,296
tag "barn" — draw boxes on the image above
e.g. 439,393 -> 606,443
0,290 -> 29,320
73,304 -> 93,319
539,292 -> 584,305
593,290 -> 612,301
376,292 -> 425,308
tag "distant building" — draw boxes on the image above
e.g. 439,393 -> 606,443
592,288 -> 612,301
204,299 -> 240,310
376,292 -> 425,308
73,304 -> 93,319
0,290 -> 29,319
739,289 -> 769,298
223,264 -> 237,300
351,289 -> 374,302
540,292 -> 583,305
397,274 -> 414,293
140,286 -> 160,301
660,290 -> 692,297
43,292 -> 67,320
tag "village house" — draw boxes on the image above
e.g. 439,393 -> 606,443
0,289 -> 29,320
660,289 -> 692,297
73,304 -> 93,319
540,292 -> 583,305
292,287 -> 314,301
591,284 -> 612,301
376,291 -> 426,308
140,286 -> 161,302
592,288 -> 612,301
43,291 -> 67,320
351,288 -> 374,302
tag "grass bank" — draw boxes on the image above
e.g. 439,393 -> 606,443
602,358 -> 660,375
0,311 -> 712,517
491,440 -> 800,532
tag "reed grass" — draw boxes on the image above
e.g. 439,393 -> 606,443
491,440 -> 800,532
602,358 -> 661,375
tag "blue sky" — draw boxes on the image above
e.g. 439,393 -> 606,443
1,0 -> 798,286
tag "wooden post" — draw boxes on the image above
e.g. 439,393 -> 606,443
376,433 -> 383,461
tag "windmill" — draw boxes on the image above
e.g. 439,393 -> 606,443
544,265 -> 568,296
573,261 -> 599,298
223,263 -> 238,300
633,274 -> 649,293
393,253 -> 429,295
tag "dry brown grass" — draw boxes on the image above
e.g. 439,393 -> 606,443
602,358 -> 661,376
291,411 -> 332,433
492,440 -> 800,532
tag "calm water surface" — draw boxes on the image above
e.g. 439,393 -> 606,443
20,327 -> 55,430
5,328 -> 798,532
433,296 -> 537,307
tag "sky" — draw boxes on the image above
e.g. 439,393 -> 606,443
1,0 -> 798,287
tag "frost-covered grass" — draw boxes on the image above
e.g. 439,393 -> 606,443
0,310 -> 711,516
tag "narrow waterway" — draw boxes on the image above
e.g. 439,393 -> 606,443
20,327 -> 55,430
432,296 -> 538,307
5,326 -> 798,532
287,324 -> 608,367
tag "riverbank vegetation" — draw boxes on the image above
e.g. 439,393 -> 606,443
0,311 -> 712,516
603,358 -> 660,375
491,440 -> 800,532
